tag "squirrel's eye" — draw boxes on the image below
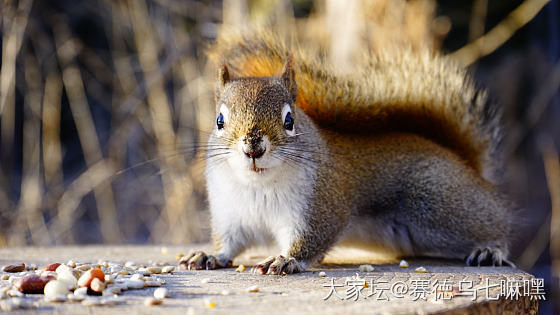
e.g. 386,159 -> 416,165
217,113 -> 225,129
283,112 -> 294,131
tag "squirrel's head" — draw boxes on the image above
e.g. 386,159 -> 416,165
209,57 -> 303,182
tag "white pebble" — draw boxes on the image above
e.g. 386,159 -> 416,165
162,266 -> 175,273
153,287 -> 169,299
74,287 -> 88,296
414,266 -> 427,273
7,289 -> 23,297
201,278 -> 211,284
220,290 -> 231,296
358,264 -> 375,272
399,260 -> 409,268
44,280 -> 70,298
130,273 -> 144,281
318,271 -> 326,277
247,285 -> 259,293
57,270 -> 78,289
147,267 -> 162,274
124,279 -> 144,289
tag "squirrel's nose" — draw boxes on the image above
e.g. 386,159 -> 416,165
244,147 -> 265,159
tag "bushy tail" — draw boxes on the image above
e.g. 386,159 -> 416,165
208,29 -> 503,184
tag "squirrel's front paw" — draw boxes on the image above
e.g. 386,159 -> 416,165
251,255 -> 305,275
465,247 -> 515,267
179,251 -> 232,270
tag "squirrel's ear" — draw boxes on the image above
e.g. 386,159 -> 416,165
280,55 -> 297,102
218,63 -> 230,88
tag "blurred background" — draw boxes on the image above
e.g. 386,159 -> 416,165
0,0 -> 558,312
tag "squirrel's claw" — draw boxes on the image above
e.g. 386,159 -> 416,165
179,251 -> 231,270
465,247 -> 514,267
252,255 -> 304,275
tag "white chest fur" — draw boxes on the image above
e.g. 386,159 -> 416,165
206,159 -> 314,256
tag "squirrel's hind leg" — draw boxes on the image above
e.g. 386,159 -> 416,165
390,152 -> 513,267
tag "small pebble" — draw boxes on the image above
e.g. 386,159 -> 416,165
130,273 -> 144,281
161,247 -> 169,255
162,266 -> 175,273
7,289 -> 24,297
147,267 -> 162,274
144,297 -> 163,306
77,265 -> 91,271
0,275 -> 8,280
90,277 -> 106,293
67,293 -> 85,302
235,265 -> 246,272
201,278 -> 211,284
67,260 -> 77,268
358,264 -> 374,272
2,263 -> 25,273
144,280 -> 162,287
74,287 -> 88,296
318,271 -> 326,277
247,285 -> 259,293
176,253 -> 184,261
414,267 -> 427,273
44,280 -> 70,297
221,289 -> 231,296
124,279 -> 144,289
153,287 -> 169,299
399,260 -> 409,268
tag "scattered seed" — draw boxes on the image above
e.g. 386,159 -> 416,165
7,289 -> 24,297
147,267 -> 162,274
358,265 -> 374,272
2,263 -> 25,273
399,260 -> 409,268
44,280 -> 70,297
235,265 -> 246,272
144,297 -> 163,306
90,277 -> 106,293
74,287 -> 88,296
318,271 -> 326,277
42,263 -> 61,272
247,285 -> 259,293
162,266 -> 175,273
204,299 -> 216,308
144,280 -> 162,287
414,267 -> 427,273
124,279 -> 144,290
153,287 -> 169,299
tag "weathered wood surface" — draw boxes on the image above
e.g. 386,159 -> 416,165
0,245 -> 538,314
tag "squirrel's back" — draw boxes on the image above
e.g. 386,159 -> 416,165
208,29 -> 503,184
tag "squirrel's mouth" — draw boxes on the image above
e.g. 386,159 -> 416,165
250,160 -> 266,173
